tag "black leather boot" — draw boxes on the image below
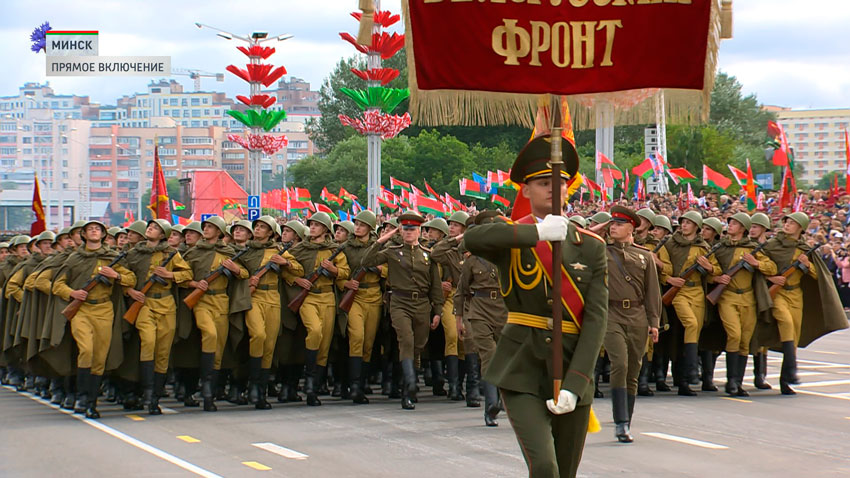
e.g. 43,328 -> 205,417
248,357 -> 262,405
255,369 -> 272,410
753,352 -> 772,390
362,361 -> 374,395
401,358 -> 416,410
594,356 -> 605,398
423,359 -> 433,387
62,376 -> 76,410
349,357 -> 369,404
678,344 -> 698,396
465,354 -> 481,407
74,368 -> 90,414
183,368 -> 199,407
700,351 -> 718,392
627,393 -> 636,424
724,353 -> 739,396
446,356 -> 463,401
612,387 -> 633,443
780,341 -> 797,395
654,354 -> 672,392
50,378 -> 65,405
287,364 -> 303,402
151,372 -> 166,415
86,374 -> 103,419
389,361 -> 402,399
736,355 -> 749,397
140,361 -> 156,413
430,360 -> 446,396
316,364 -> 330,396
637,356 -> 654,396
305,350 -> 322,406
200,352 -> 217,412
381,360 -> 393,396
482,381 -> 500,427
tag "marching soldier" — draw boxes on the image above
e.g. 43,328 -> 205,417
603,206 -> 661,443
125,221 -> 147,248
748,212 -> 773,390
276,220 -> 309,403
52,221 -> 136,418
702,217 -> 723,245
761,212 -> 847,395
454,209 -> 509,426
171,221 -> 205,407
361,211 -> 444,410
649,214 -> 675,393
168,225 -> 185,249
289,212 -> 350,406
632,208 -> 657,397
0,235 -> 30,387
124,219 -> 193,415
633,208 -> 657,248
241,215 -> 303,409
657,210 -> 721,396
340,210 -> 383,404
182,216 -> 249,411
431,211 -> 473,403
465,134 -> 608,478
709,213 -> 776,397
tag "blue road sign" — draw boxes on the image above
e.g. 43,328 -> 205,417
200,214 -> 215,222
248,195 -> 260,209
248,208 -> 260,221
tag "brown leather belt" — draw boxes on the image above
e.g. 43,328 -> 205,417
309,285 -> 334,294
256,284 -> 274,291
729,287 -> 753,294
358,282 -> 379,289
84,297 -> 110,305
783,284 -> 800,291
391,289 -> 427,300
471,289 -> 500,299
206,289 -> 226,295
609,299 -> 642,309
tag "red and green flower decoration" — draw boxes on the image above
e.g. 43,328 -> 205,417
338,9 -> 410,140
226,46 -> 288,155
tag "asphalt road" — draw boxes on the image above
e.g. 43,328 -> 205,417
2,327 -> 849,478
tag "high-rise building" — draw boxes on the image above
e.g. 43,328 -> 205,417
775,108 -> 850,186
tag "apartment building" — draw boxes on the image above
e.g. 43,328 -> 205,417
775,108 -> 850,187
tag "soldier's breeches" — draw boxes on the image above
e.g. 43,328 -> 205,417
390,296 -> 430,361
717,300 -> 756,354
300,292 -> 336,366
136,299 -> 177,374
603,322 -> 647,395
70,302 -> 113,376
469,318 -> 502,373
193,299 -> 229,370
347,297 -> 381,361
441,297 -> 459,357
672,294 -> 705,344
772,290 -> 803,344
246,302 -> 281,368
501,390 -> 590,478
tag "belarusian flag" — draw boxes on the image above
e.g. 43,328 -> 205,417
423,180 -> 440,199
702,165 -> 732,192
414,194 -> 446,216
444,193 -> 464,212
315,203 -> 333,214
321,187 -> 342,205
745,159 -> 757,212
377,196 -> 398,210
171,199 -> 186,211
668,168 -> 696,184
585,177 -> 602,198
632,158 -> 654,179
596,151 -> 622,179
339,187 -> 357,201
459,178 -> 487,199
295,187 -> 311,201
390,177 -> 411,191
728,165 -> 748,186
491,194 -> 510,208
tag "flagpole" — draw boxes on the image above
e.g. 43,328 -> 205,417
549,94 -> 564,400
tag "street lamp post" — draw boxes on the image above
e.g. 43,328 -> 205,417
195,23 -> 293,198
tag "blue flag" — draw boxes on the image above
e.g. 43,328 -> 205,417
338,210 -> 351,221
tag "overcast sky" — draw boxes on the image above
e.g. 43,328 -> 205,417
1,0 -> 848,110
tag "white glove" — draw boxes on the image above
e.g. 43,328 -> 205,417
536,215 -> 569,242
546,389 -> 578,415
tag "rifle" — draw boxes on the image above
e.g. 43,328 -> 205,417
705,241 -> 768,305
183,247 -> 250,309
768,244 -> 821,299
123,250 -> 179,324
249,243 -> 294,295
61,251 -> 129,320
661,242 -> 723,306
338,266 -> 369,313
652,235 -> 672,254
287,245 -> 346,312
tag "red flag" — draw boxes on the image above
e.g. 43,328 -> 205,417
491,194 -> 510,208
623,170 -> 630,195
30,172 -> 46,235
148,147 -> 171,220
315,203 -> 333,214
745,159 -> 757,212
339,187 -> 358,201
767,120 -> 790,167
423,180 -> 441,199
123,210 -> 135,227
845,128 -> 850,192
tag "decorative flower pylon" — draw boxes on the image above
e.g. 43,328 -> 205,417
226,42 -> 289,195
338,8 -> 411,210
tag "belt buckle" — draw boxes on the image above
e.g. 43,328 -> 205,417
622,299 -> 631,309
489,290 -> 498,300
411,291 -> 419,300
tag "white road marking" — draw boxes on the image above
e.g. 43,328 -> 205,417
795,390 -> 850,401
806,350 -> 838,355
793,379 -> 850,389
6,388 -> 222,478
642,432 -> 728,450
252,442 -> 309,460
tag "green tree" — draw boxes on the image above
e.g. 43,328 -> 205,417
814,171 -> 846,191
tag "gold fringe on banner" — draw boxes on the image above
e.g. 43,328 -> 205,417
402,0 -> 722,130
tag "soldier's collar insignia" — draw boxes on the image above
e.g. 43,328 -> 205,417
570,262 -> 587,271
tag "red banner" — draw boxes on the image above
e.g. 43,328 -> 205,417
407,0 -> 713,95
